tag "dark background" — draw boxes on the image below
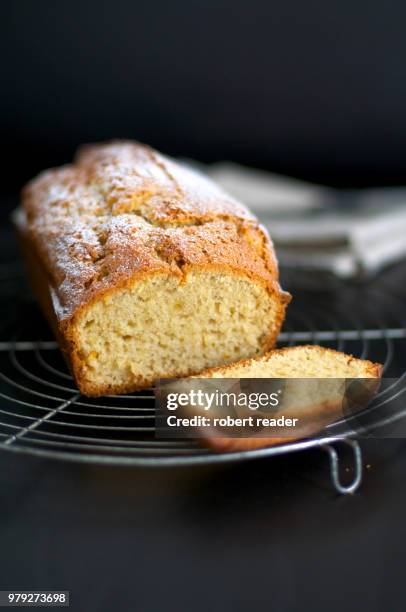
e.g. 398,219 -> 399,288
2,3 -> 406,612
3,0 -> 406,198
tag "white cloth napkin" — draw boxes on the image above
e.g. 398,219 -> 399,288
206,162 -> 406,278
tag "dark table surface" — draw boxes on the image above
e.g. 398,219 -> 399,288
0,221 -> 405,612
2,440 -> 406,612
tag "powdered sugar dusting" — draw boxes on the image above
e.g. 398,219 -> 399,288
22,141 -> 278,320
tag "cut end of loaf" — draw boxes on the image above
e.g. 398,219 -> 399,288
71,270 -> 287,395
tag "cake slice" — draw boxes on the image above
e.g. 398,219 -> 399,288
192,345 -> 382,451
198,345 -> 382,379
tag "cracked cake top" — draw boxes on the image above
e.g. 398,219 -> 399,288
20,141 -> 284,321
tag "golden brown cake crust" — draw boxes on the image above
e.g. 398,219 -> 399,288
17,141 -> 290,395
21,141 -> 289,323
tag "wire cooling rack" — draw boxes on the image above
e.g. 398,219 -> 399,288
0,261 -> 405,494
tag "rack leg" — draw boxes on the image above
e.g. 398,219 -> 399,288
321,439 -> 363,494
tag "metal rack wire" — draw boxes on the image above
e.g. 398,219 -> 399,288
0,262 -> 405,494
